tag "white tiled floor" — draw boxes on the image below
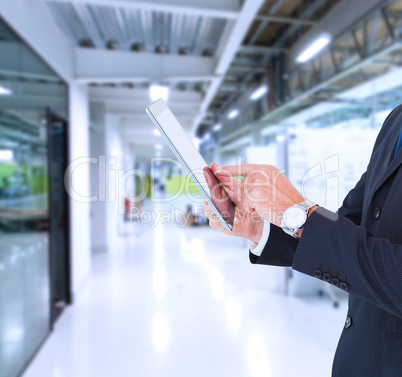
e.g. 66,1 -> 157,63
23,221 -> 347,377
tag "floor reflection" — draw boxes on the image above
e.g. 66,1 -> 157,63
22,215 -> 347,377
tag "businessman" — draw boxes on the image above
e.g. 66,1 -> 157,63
203,104 -> 402,376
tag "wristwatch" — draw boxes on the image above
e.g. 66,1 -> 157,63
281,200 -> 317,238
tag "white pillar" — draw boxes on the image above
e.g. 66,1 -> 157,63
90,102 -> 108,251
105,114 -> 125,241
68,83 -> 91,297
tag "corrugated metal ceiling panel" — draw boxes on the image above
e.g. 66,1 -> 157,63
47,2 -> 227,56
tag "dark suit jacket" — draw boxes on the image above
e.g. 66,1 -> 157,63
250,105 -> 402,376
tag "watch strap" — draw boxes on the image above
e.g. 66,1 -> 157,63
298,199 -> 317,213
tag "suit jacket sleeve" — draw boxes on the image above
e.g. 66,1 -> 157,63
251,168 -> 402,318
249,171 -> 367,267
293,206 -> 402,318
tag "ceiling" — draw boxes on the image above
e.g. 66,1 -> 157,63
47,2 -> 228,57
40,0 -> 343,154
4,0 -> 402,161
36,0 -> 402,159
200,0 -> 402,155
255,0 -> 402,127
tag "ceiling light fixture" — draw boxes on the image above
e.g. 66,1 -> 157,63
0,150 -> 13,161
0,86 -> 12,95
296,35 -> 331,63
276,134 -> 286,143
250,86 -> 268,101
153,129 -> 161,136
213,123 -> 222,132
227,109 -> 239,120
155,144 -> 163,150
150,85 -> 169,102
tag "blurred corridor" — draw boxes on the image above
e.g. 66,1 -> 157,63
2,0 -> 401,375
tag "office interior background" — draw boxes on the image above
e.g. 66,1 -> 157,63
0,0 -> 401,376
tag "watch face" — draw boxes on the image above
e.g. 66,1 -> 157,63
283,206 -> 307,229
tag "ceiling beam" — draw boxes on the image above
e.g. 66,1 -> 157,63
275,66 -> 402,126
337,66 -> 402,101
287,0 -> 389,72
43,0 -> 241,19
89,86 -> 203,103
192,0 -> 265,134
89,87 -> 203,121
261,42 -> 401,124
104,101 -> 200,115
76,76 -> 217,84
74,48 -> 217,83
255,14 -> 317,26
119,113 -> 195,121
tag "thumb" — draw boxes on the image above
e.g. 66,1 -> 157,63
234,207 -> 242,225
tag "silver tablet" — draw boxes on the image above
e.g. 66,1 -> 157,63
146,98 -> 235,231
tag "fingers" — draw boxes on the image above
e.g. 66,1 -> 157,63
205,164 -> 240,204
203,166 -> 222,196
210,162 -> 220,172
218,178 -> 241,204
210,182 -> 227,201
210,163 -> 242,189
214,164 -> 262,177
203,199 -> 231,235
233,206 -> 242,225
215,164 -> 276,178
214,173 -> 241,189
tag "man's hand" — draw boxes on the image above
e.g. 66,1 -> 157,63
203,162 -> 264,244
213,163 -> 314,230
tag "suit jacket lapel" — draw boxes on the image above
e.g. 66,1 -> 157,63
372,149 -> 402,194
371,120 -> 402,196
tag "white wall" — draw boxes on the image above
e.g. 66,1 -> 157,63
287,125 -> 378,212
105,114 -> 130,241
89,111 -> 134,247
68,83 -> 91,296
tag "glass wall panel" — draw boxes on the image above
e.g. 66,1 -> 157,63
0,17 -> 68,377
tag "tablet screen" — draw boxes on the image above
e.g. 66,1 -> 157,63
155,104 -> 209,195
146,99 -> 235,230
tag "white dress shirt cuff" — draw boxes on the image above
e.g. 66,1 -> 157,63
249,221 -> 271,257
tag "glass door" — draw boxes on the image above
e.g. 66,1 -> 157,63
47,110 -> 71,323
